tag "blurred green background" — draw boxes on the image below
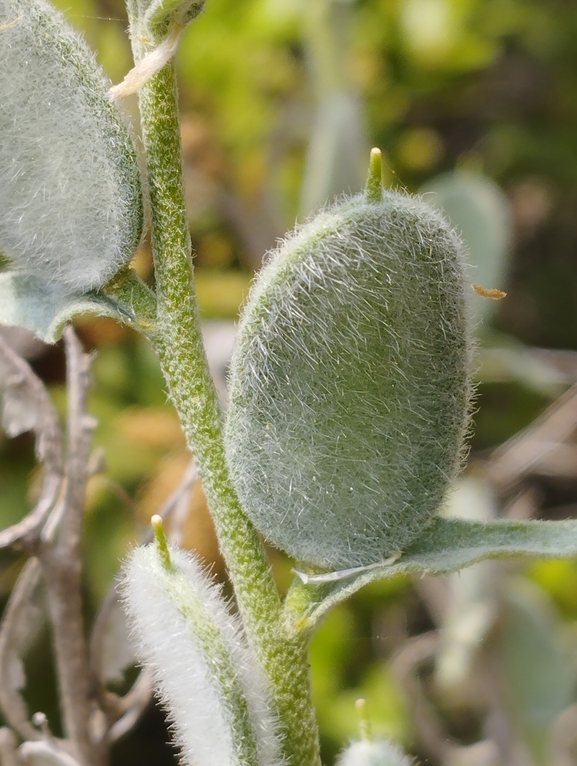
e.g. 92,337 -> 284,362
3,0 -> 577,763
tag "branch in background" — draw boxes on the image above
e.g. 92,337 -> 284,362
0,559 -> 45,743
0,727 -> 19,766
0,332 -> 64,552
108,668 -> 155,744
19,739 -> 82,766
39,327 -> 104,766
488,383 -> 577,494
0,329 -> 200,760
392,632 -> 455,764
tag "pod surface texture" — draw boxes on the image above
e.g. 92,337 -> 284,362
0,0 -> 143,291
225,190 -> 472,569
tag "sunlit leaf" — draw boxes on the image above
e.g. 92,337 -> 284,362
293,516 -> 577,628
0,272 -> 133,343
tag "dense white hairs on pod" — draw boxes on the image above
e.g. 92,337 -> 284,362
336,740 -> 413,766
121,544 -> 284,766
225,188 -> 472,569
0,0 -> 143,291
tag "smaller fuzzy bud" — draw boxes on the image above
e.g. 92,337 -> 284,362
0,0 -> 143,292
337,740 -> 413,766
121,534 -> 284,766
225,149 -> 472,569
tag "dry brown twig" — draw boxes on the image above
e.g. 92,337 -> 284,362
0,329 -> 202,764
0,329 -> 104,765
0,559 -> 46,744
35,327 -> 106,766
0,332 -> 69,754
488,383 -> 577,494
0,328 -> 104,766
0,726 -> 19,766
0,332 -> 64,552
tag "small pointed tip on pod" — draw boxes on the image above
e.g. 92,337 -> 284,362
366,148 -> 384,203
225,160 -> 473,570
151,515 -> 173,569
0,0 -> 143,292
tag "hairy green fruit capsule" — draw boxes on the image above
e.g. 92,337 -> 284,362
225,156 -> 472,569
0,0 -> 143,291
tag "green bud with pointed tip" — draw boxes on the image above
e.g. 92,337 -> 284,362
0,0 -> 143,292
225,150 -> 473,570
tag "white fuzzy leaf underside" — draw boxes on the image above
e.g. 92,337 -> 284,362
0,272 -> 129,343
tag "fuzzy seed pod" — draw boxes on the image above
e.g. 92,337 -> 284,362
0,0 -> 143,291
225,159 -> 472,569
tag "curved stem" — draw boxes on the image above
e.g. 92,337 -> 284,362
126,25 -> 321,762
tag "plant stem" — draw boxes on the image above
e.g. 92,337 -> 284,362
102,268 -> 158,332
40,329 -> 105,766
135,53 -> 280,666
129,43 -> 321,765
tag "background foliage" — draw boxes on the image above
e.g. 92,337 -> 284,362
3,0 -> 577,763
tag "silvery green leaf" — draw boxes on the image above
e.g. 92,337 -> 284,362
299,92 -> 369,217
496,581 -> 573,765
421,171 -> 511,325
299,0 -> 369,216
0,272 -> 132,343
0,0 -> 143,291
292,516 -> 577,629
434,477 -> 500,699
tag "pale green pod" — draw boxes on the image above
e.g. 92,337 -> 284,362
122,537 -> 284,766
225,177 -> 472,569
0,0 -> 143,291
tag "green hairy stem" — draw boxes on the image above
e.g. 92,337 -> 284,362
125,13 -> 321,763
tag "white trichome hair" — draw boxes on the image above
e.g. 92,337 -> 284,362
0,0 -> 143,291
121,543 -> 284,766
336,740 -> 413,766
